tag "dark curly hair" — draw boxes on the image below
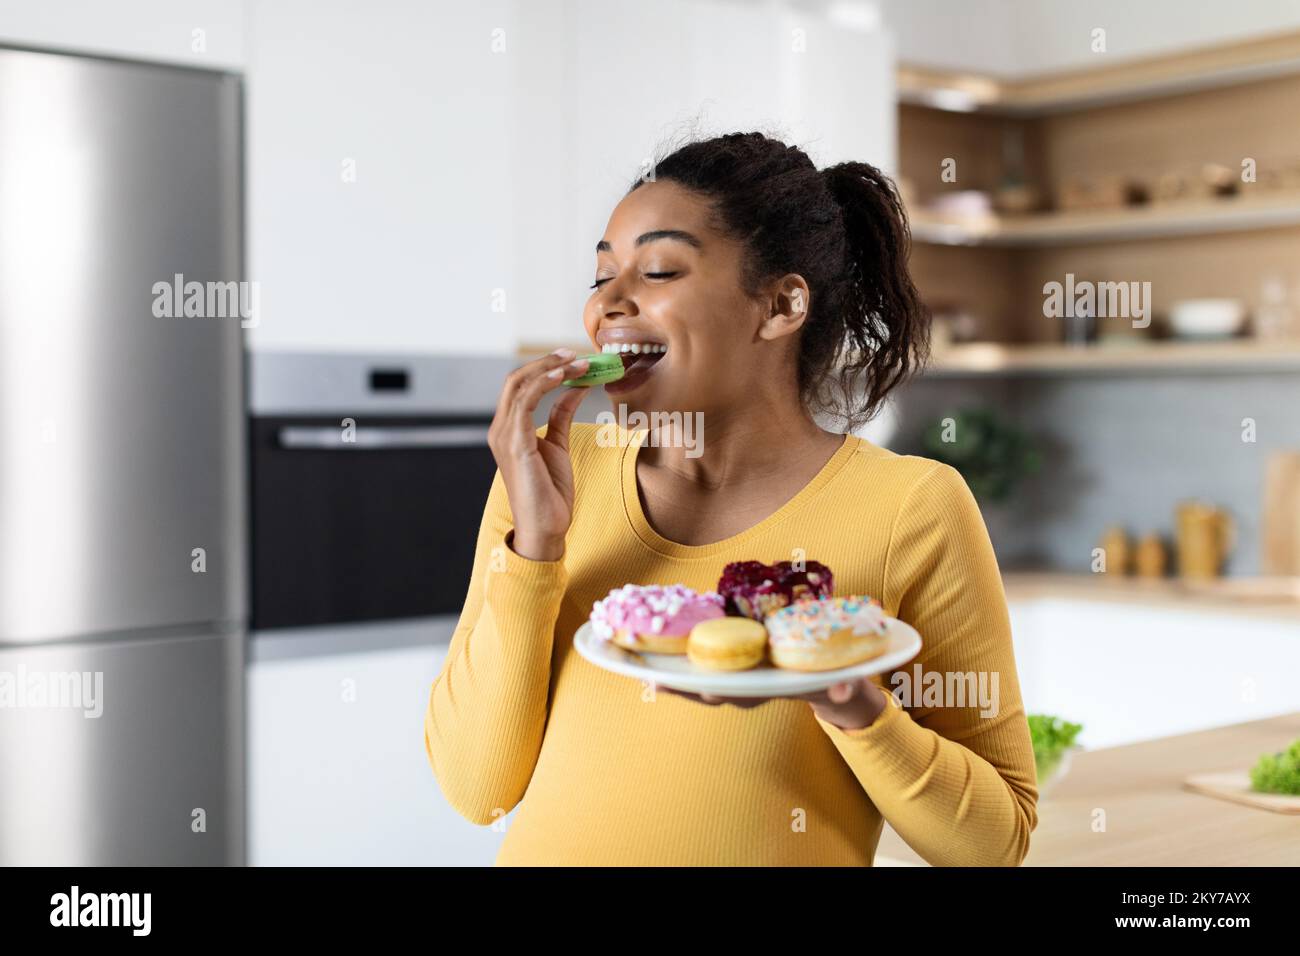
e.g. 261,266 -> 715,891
627,132 -> 929,433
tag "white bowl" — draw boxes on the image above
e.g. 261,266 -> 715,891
1168,299 -> 1246,338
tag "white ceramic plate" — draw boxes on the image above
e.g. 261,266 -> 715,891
572,618 -> 922,697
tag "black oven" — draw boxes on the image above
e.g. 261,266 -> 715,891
248,352 -> 510,631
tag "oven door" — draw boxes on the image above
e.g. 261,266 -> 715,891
250,415 -> 497,630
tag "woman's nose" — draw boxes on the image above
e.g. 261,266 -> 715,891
598,284 -> 635,319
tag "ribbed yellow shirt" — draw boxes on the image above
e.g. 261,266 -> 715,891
424,423 -> 1038,866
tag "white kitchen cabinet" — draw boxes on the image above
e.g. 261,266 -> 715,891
1009,598 -> 1300,750
244,0 -> 518,356
247,621 -> 511,866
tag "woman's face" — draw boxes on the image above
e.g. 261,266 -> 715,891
582,179 -> 794,418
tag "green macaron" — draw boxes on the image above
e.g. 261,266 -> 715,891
562,352 -> 626,387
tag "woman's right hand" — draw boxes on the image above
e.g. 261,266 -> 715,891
487,349 -> 592,561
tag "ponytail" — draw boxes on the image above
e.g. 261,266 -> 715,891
820,161 -> 930,428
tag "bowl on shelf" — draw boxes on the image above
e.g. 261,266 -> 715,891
1167,299 -> 1246,339
925,189 -> 994,220
994,183 -> 1041,216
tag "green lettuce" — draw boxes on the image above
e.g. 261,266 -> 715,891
1250,738 -> 1300,796
1028,713 -> 1083,782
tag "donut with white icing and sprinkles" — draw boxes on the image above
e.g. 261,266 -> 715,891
764,595 -> 891,671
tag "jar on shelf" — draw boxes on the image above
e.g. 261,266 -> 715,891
1253,277 -> 1297,341
1098,526 -> 1131,574
1134,534 -> 1169,578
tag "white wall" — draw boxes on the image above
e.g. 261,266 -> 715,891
876,0 -> 1300,76
871,0 -> 1016,76
1007,0 -> 1300,75
0,0 -> 243,69
511,0 -> 895,348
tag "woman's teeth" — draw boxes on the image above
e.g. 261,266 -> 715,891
601,342 -> 667,355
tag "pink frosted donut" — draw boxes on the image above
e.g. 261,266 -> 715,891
590,583 -> 724,655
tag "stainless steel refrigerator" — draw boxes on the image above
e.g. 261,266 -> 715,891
0,47 -> 245,865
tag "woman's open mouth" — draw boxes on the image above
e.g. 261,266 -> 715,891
602,341 -> 667,394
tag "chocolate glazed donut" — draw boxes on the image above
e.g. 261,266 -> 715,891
717,560 -> 834,619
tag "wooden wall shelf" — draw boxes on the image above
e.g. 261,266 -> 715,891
910,193 -> 1300,247
899,40 -> 1300,354
923,339 -> 1300,377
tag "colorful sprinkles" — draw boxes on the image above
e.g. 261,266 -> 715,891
589,583 -> 724,643
764,595 -> 888,648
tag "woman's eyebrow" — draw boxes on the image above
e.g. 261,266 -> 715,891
595,229 -> 703,253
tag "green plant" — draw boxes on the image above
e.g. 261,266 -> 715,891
1249,737 -> 1300,796
1028,713 -> 1083,782
921,407 -> 1042,503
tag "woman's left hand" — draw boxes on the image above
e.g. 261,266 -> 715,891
657,678 -> 890,731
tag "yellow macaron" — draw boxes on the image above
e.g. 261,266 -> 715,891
687,616 -> 768,671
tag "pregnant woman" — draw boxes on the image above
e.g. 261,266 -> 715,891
424,132 -> 1037,866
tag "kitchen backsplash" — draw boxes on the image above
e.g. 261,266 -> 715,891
891,372 -> 1300,575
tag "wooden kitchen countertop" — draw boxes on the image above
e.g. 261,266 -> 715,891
1001,571 -> 1300,620
875,710 -> 1300,866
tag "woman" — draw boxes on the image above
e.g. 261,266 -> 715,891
424,132 -> 1037,866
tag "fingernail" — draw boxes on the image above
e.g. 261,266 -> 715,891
568,357 -> 589,368
547,367 -> 565,379
552,347 -> 576,359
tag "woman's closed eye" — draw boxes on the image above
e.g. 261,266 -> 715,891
589,271 -> 679,290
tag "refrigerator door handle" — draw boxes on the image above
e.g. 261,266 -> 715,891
277,424 -> 491,450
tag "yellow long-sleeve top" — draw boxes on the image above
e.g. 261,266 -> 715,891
424,423 -> 1038,866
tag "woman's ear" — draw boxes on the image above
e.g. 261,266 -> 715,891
758,276 -> 812,341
